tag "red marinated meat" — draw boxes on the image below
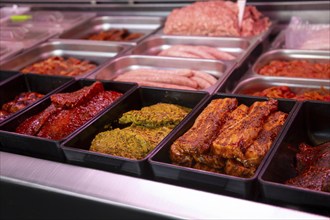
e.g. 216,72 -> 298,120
16,82 -> 123,140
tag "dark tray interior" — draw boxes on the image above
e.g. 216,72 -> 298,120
259,101 -> 330,214
0,71 -> 19,85
0,73 -> 74,125
0,79 -> 136,161
61,87 -> 209,177
149,93 -> 297,199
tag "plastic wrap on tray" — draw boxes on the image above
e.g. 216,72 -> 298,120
285,17 -> 330,50
3,11 -> 95,34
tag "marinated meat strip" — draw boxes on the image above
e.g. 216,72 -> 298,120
211,99 -> 278,161
37,90 -> 121,140
169,98 -> 286,178
16,82 -> 122,140
164,1 -> 270,37
16,104 -> 59,136
193,104 -> 249,169
243,111 -> 287,167
51,81 -> 104,108
286,142 -> 330,192
170,98 -> 238,167
86,29 -> 143,41
21,56 -> 97,77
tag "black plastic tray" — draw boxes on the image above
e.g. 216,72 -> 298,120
0,73 -> 74,126
149,93 -> 297,199
0,79 -> 137,161
259,101 -> 330,211
61,87 -> 209,177
0,70 -> 19,85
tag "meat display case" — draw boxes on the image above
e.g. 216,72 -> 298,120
0,1 -> 329,219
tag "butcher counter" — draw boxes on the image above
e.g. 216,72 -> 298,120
0,1 -> 329,219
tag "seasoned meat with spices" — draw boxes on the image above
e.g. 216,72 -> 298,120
170,98 -> 238,167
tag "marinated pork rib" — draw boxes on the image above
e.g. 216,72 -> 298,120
211,99 -> 278,161
16,82 -> 122,140
286,142 -> 330,192
169,98 -> 287,178
170,98 -> 238,166
193,104 -> 249,169
243,111 -> 288,167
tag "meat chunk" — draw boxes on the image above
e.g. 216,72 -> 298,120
286,142 -> 330,192
243,111 -> 288,167
170,98 -> 238,166
164,1 -> 270,37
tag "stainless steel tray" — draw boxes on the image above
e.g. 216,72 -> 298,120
128,35 -> 256,65
232,76 -> 330,97
58,16 -> 164,45
92,55 -> 235,93
0,40 -> 131,78
2,10 -> 96,34
252,49 -> 330,80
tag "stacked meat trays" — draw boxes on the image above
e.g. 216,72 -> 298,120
0,1 -> 329,219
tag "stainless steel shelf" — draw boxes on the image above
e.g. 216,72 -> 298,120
0,151 -> 327,219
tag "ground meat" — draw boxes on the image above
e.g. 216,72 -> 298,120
258,60 -> 330,79
164,1 -> 270,37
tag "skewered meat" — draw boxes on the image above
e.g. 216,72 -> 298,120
90,103 -> 191,160
21,56 -> 97,77
16,82 -> 122,140
170,98 -> 287,178
286,142 -> 330,192
170,98 -> 238,167
158,45 -> 236,60
164,1 -> 270,37
0,92 -> 44,121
